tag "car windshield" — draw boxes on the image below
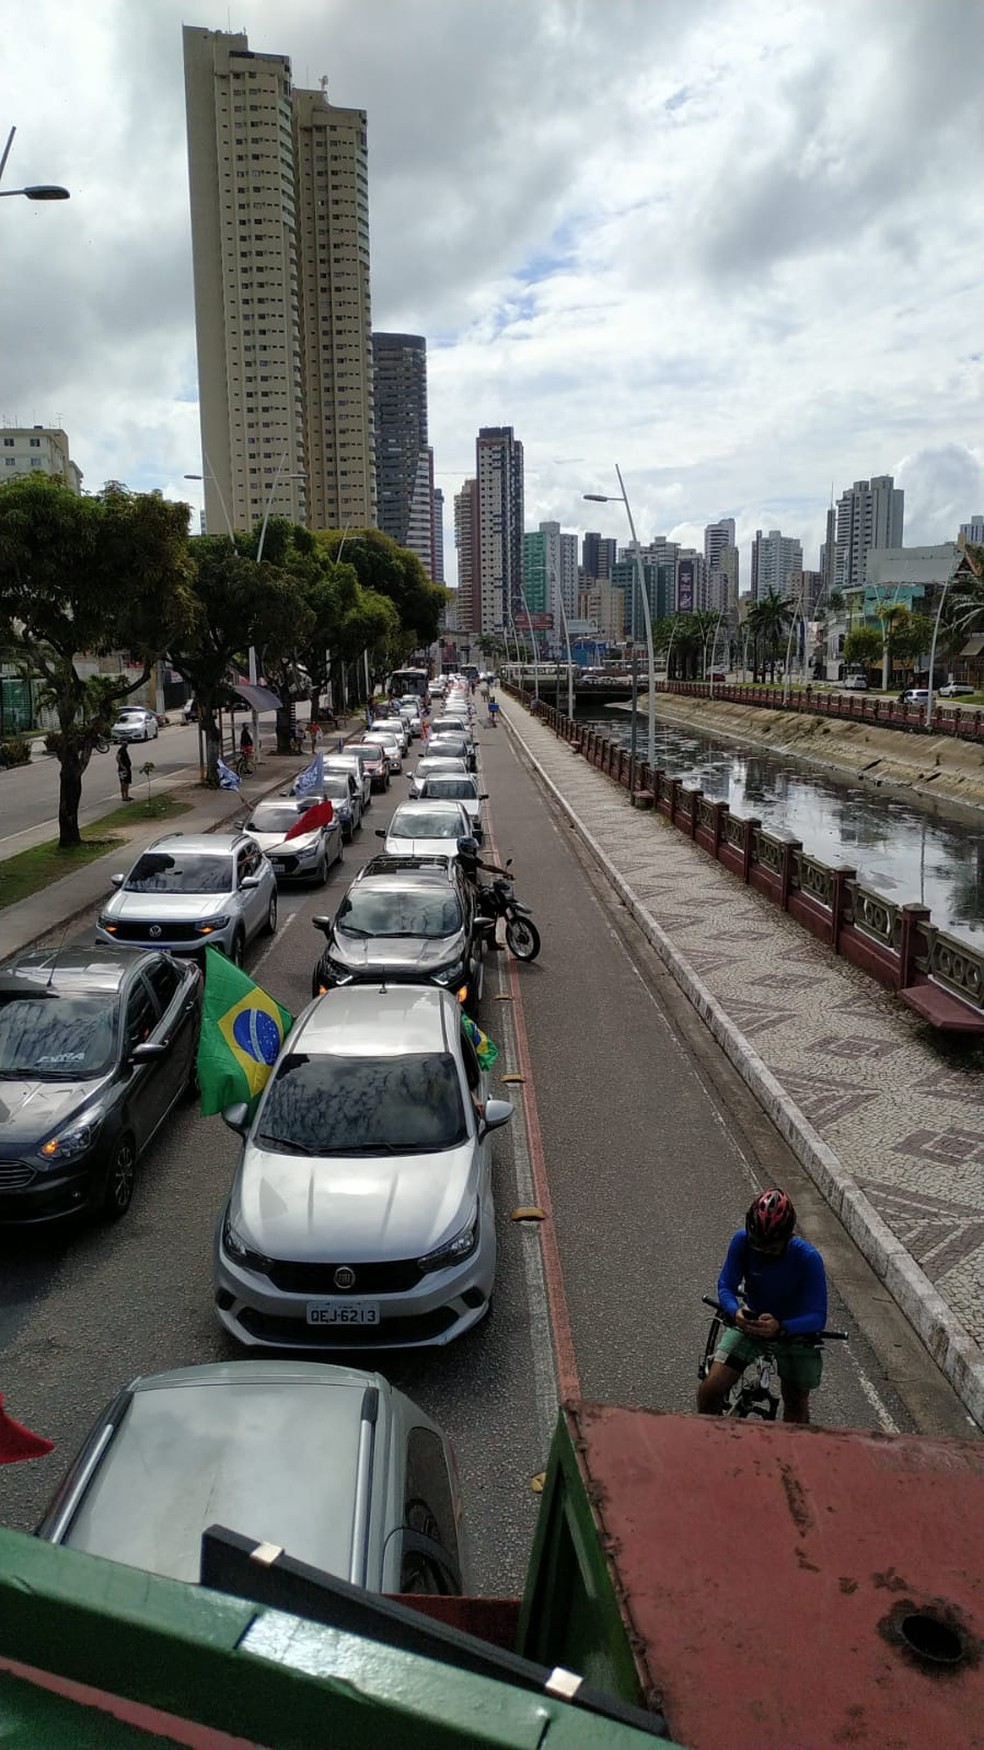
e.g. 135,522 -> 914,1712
421,779 -> 477,801
246,805 -> 307,835
415,759 -> 466,777
390,810 -> 462,839
338,888 -> 461,938
257,1051 -> 467,1154
0,995 -> 118,1079
124,852 -> 232,894
320,779 -> 350,800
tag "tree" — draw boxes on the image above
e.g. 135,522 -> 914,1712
748,590 -> 793,681
843,626 -> 881,669
0,476 -> 193,847
315,528 -> 447,650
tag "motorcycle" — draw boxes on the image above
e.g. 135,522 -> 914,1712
476,861 -> 541,961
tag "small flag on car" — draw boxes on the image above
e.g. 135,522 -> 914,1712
0,1396 -> 54,1465
461,1013 -> 499,1071
196,949 -> 293,1117
293,751 -> 323,797
284,797 -> 334,839
216,756 -> 241,790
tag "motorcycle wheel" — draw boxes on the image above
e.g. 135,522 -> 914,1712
505,915 -> 540,961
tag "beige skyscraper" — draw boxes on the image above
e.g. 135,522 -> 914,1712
182,27 -> 374,537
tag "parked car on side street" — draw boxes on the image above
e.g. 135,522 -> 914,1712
96,832 -> 278,966
310,856 -> 488,1011
36,1360 -> 468,1595
938,682 -> 976,698
0,946 -> 202,1224
111,707 -> 159,743
241,798 -> 343,886
214,984 -> 513,1351
901,688 -> 930,705
841,675 -> 869,691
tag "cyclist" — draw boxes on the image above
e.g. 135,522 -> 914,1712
487,696 -> 500,727
697,1189 -> 828,1425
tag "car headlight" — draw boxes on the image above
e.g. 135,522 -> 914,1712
221,1211 -> 272,1274
40,1122 -> 97,1162
417,1205 -> 479,1273
325,959 -> 354,985
292,839 -> 318,860
194,915 -> 231,935
97,914 -> 118,934
432,961 -> 465,988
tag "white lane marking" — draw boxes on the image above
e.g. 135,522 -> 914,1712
853,1366 -> 900,1434
487,935 -> 559,1458
251,905 -> 299,973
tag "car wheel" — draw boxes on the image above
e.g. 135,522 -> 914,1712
99,1134 -> 136,1221
264,890 -> 278,934
315,849 -> 328,886
230,928 -> 246,967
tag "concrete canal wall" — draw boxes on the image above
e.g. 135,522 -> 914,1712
630,692 -> 984,815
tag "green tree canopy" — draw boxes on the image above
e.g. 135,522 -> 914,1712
0,475 -> 193,845
315,528 -> 447,650
843,625 -> 882,667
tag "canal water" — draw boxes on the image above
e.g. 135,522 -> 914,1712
580,707 -> 984,947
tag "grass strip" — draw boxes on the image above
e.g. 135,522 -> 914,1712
0,794 -> 191,912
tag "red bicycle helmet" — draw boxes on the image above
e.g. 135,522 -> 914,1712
746,1188 -> 795,1246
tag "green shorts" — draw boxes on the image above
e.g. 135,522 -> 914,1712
714,1327 -> 823,1392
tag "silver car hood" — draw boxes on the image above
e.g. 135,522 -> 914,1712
106,890 -> 233,922
235,1138 -> 478,1261
250,828 -> 322,855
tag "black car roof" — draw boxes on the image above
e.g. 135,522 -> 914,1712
0,947 -> 161,995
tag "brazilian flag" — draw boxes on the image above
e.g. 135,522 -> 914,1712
196,949 -> 293,1119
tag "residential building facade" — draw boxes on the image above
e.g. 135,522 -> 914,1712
834,475 -> 904,594
0,427 -> 82,493
182,27 -> 374,539
475,426 -> 524,633
750,528 -> 803,600
959,515 -> 984,546
453,477 -> 479,636
581,531 -> 617,581
372,333 -> 430,559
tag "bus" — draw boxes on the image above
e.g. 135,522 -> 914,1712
387,665 -> 429,699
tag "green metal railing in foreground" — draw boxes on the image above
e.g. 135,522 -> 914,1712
0,1525 -> 673,1749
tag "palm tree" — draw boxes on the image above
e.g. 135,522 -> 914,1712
751,590 -> 793,681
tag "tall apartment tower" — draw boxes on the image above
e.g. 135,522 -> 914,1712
819,504 -> 837,604
476,426 -> 524,632
703,517 -> 735,572
293,87 -> 374,531
959,515 -> 984,545
432,479 -> 445,584
524,523 -> 578,630
581,531 -> 617,580
454,478 -> 480,635
750,529 -> 803,599
372,333 -> 431,568
182,27 -> 374,538
834,476 -> 904,594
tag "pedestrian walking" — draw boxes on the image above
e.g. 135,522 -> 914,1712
116,741 -> 132,801
308,718 -> 323,751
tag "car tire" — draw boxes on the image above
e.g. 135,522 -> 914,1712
264,890 -> 278,934
230,928 -> 246,967
99,1134 -> 136,1221
315,849 -> 328,886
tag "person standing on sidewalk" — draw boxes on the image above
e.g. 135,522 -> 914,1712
116,741 -> 132,801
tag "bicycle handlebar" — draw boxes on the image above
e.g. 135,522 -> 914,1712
701,1295 -> 848,1341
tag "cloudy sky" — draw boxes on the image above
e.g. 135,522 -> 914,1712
3,0 -> 982,587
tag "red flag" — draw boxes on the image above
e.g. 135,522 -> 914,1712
0,1395 -> 54,1465
283,799 -> 333,840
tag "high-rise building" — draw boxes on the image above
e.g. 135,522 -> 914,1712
524,522 -> 578,618
703,517 -> 735,571
819,504 -> 837,605
750,529 -> 803,599
432,485 -> 445,585
182,27 -> 374,539
454,477 -> 479,634
475,426 -> 524,632
704,519 -> 738,614
834,476 -> 904,594
582,531 -> 617,580
372,333 -> 430,564
959,515 -> 984,545
0,426 -> 82,493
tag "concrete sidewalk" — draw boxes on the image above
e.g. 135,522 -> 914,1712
500,693 -> 984,1427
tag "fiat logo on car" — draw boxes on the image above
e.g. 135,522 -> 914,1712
334,1266 -> 356,1290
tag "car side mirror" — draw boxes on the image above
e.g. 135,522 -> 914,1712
311,915 -> 332,933
221,1102 -> 250,1136
479,793 -> 489,801
474,916 -> 495,933
240,874 -> 260,889
110,873 -> 125,889
130,1040 -> 167,1062
505,858 -> 513,869
375,829 -> 386,839
480,1098 -> 514,1134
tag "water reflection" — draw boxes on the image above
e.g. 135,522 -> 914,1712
589,710 -> 984,944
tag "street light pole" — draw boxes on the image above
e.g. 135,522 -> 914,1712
925,558 -> 960,723
0,126 -> 69,200
550,564 -> 575,718
584,469 -> 655,769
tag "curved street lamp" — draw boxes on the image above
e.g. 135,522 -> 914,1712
584,466 -> 656,769
0,128 -> 69,201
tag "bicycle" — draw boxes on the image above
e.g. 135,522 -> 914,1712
233,749 -> 255,778
698,1296 -> 847,1420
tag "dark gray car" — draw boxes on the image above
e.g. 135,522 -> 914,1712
311,860 -> 486,1015
0,947 -> 202,1223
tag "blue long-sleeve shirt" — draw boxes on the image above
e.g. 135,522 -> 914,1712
718,1232 -> 827,1336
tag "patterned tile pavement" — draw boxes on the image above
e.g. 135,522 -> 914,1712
501,697 -> 984,1395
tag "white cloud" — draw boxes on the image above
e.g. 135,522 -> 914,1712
2,0 -> 981,585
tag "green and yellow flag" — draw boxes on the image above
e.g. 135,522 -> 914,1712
196,949 -> 293,1118
461,1013 -> 499,1072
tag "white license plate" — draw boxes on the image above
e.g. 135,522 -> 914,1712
306,1301 -> 380,1326
271,860 -> 286,872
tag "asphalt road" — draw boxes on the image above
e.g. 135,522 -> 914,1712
0,717 -> 973,1597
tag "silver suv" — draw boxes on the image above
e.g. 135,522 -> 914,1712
96,832 -> 278,964
36,1360 -> 468,1594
